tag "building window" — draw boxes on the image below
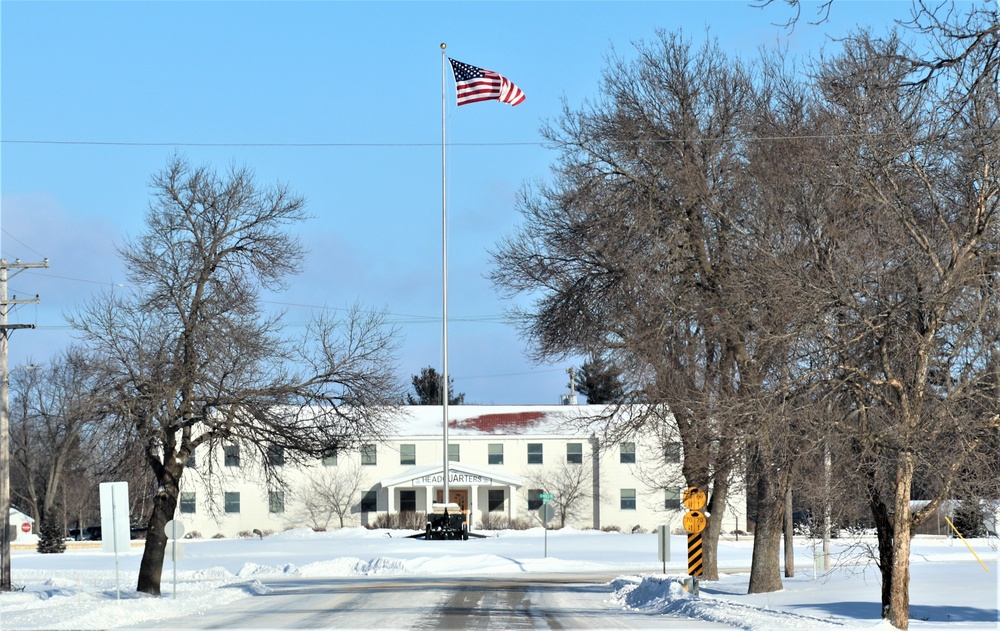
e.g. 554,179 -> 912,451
322,449 -> 338,466
186,450 -> 196,469
488,490 -> 505,512
267,444 -> 285,466
448,443 -> 460,463
621,489 -> 637,510
566,443 -> 583,464
179,492 -> 196,514
400,490 -> 417,512
665,488 -> 682,510
400,444 -> 416,466
620,442 -> 636,464
527,443 -> 543,465
528,488 -> 544,510
224,492 -> 240,513
664,442 -> 681,463
488,443 -> 504,465
361,444 -> 377,466
269,491 -> 285,514
361,490 -> 378,512
224,445 -> 240,467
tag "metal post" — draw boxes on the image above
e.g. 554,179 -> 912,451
173,539 -> 178,598
440,43 -> 450,502
112,495 -> 120,600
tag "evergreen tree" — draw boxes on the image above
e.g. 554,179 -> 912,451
36,515 -> 66,554
574,356 -> 625,404
407,367 -> 465,405
951,499 -> 986,538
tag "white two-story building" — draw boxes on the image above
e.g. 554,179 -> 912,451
176,405 -> 745,537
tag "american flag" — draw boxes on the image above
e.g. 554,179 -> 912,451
448,58 -> 526,107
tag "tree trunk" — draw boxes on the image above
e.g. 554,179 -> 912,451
885,452 -> 915,630
783,487 -> 794,578
747,463 -> 787,593
869,474 -> 896,623
699,462 -> 732,581
136,479 -> 179,595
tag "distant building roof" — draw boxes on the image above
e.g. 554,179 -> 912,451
8,507 -> 34,524
396,404 -> 609,437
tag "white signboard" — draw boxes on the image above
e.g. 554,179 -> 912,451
164,519 -> 185,540
412,472 -> 492,486
99,482 -> 131,554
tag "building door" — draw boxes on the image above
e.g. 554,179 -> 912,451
436,489 -> 469,522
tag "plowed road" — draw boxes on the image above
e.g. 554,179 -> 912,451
138,574 -> 732,629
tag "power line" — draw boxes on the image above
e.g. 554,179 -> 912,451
1,130 -> 899,149
8,276 -> 511,326
16,271 -> 125,288
0,229 -> 47,259
459,367 -> 567,381
1,139 -> 541,148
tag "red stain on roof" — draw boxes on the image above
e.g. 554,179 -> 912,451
449,411 -> 546,434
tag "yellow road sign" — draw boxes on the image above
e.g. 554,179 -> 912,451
682,486 -> 707,511
683,510 -> 707,534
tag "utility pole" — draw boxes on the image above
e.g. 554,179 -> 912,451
565,366 -> 577,405
1,257 -> 49,591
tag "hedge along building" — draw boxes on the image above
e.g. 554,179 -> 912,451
175,405 -> 746,537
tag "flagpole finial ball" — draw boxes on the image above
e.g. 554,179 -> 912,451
440,43 -> 446,50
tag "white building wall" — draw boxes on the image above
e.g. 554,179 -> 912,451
175,406 -> 746,538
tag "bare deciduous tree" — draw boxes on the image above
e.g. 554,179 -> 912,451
804,27 -> 1000,629
69,157 -> 404,596
524,462 -> 594,529
491,32 -> 758,580
9,349 -> 107,536
296,461 -> 369,530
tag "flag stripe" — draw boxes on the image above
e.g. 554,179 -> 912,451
449,58 -> 525,107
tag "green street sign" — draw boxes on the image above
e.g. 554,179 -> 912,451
539,493 -> 555,502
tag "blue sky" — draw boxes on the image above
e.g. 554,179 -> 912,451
1,1 -> 921,404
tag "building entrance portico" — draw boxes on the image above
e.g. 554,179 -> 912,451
380,463 -> 523,525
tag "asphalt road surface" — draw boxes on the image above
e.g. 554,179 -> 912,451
137,573 -> 734,630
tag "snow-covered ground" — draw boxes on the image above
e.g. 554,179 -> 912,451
2,528 -> 997,630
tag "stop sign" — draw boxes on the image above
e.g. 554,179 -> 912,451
20,522 -> 31,533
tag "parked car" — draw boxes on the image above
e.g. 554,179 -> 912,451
65,527 -> 100,541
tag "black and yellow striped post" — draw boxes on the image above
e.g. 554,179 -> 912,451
687,532 -> 704,576
681,487 -> 707,594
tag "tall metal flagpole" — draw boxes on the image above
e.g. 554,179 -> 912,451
440,43 -> 450,503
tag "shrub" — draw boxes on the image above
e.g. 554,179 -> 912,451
212,533 -> 226,539
369,511 -> 427,530
477,513 -> 531,530
183,531 -> 202,539
601,524 -> 621,532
